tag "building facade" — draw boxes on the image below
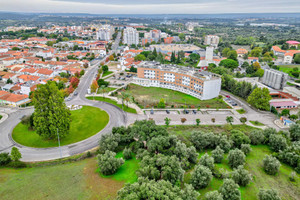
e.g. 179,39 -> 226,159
133,62 -> 221,100
123,27 -> 139,45
96,25 -> 114,41
262,69 -> 289,90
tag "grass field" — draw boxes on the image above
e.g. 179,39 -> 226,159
99,152 -> 140,184
97,87 -> 117,94
102,71 -> 113,78
124,84 -> 229,109
186,145 -> 300,200
278,65 -> 300,78
250,120 -> 265,126
12,106 -> 109,148
86,96 -> 137,114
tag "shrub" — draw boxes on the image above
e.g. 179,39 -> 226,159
249,130 -> 265,145
230,130 -> 250,148
212,146 -> 224,163
191,165 -> 213,189
241,144 -> 252,155
99,133 -> 120,154
289,124 -> 300,141
269,134 -> 287,152
289,171 -> 296,182
123,147 -> 132,160
263,128 -> 277,143
7,161 -> 26,168
205,191 -> 223,200
258,189 -> 282,200
199,153 -> 215,171
11,147 -> 22,162
231,166 -> 252,186
263,155 -> 281,175
218,135 -> 232,153
219,179 -> 241,200
0,152 -> 11,166
228,149 -> 246,169
97,150 -> 124,175
86,151 -> 92,158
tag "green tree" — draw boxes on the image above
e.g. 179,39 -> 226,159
33,82 -> 71,139
189,53 -> 200,63
98,133 -> 120,154
134,54 -> 146,61
241,144 -> 252,155
196,118 -> 201,126
228,149 -> 246,169
249,130 -> 265,145
231,165 -> 252,186
117,178 -> 199,200
226,116 -> 234,124
191,165 -> 213,189
171,52 -> 176,63
247,88 -> 271,111
11,147 -> 22,162
281,109 -> 290,117
157,98 -> 166,108
219,179 -> 241,200
205,191 -> 223,200
211,146 -> 224,163
219,59 -> 239,70
227,50 -> 238,61
123,147 -> 132,160
230,130 -> 250,148
263,155 -> 281,175
179,33 -> 185,41
258,189 -> 282,200
0,153 -> 11,166
239,117 -> 247,124
199,153 -> 215,171
164,117 -> 171,127
97,150 -> 124,175
269,134 -> 287,152
222,47 -> 231,57
289,124 -> 300,141
102,65 -> 109,73
294,54 -> 300,64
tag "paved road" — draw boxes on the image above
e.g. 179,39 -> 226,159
0,32 -> 130,162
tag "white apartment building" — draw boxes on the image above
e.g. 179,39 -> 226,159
123,27 -> 139,45
96,25 -> 114,41
134,62 -> 221,100
204,35 -> 220,47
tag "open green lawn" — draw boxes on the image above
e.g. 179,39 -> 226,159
250,120 -> 265,126
123,84 -> 229,109
184,146 -> 300,200
278,65 -> 300,78
0,158 -> 125,200
97,87 -> 117,94
103,71 -> 113,77
86,96 -> 137,114
100,152 -> 140,184
12,106 -> 109,148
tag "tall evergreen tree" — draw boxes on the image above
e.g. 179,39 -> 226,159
33,81 -> 71,139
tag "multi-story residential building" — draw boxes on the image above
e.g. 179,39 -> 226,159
149,29 -> 161,42
262,69 -> 289,90
204,35 -> 220,47
133,62 -> 221,100
123,27 -> 139,45
96,25 -> 114,41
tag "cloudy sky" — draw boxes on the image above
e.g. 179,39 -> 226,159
0,0 -> 299,14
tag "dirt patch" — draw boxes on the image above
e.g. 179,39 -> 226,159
83,158 -> 124,200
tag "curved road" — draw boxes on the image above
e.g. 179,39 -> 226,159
0,33 -> 130,162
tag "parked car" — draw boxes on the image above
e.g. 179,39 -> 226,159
226,95 -> 230,98
74,92 -> 78,96
184,109 -> 189,114
150,110 -> 154,115
192,110 -> 197,114
166,110 -> 170,114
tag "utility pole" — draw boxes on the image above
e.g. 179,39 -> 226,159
57,128 -> 62,158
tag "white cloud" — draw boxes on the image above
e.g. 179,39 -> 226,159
0,0 -> 299,14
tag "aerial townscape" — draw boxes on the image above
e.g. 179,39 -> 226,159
0,1 -> 300,200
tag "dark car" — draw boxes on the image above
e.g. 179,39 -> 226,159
184,109 -> 189,114
74,92 -> 78,96
150,110 -> 154,115
166,110 -> 170,114
192,110 -> 197,114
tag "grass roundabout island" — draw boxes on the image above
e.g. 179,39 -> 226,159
12,106 -> 109,148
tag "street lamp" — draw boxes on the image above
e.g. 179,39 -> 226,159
57,128 -> 62,158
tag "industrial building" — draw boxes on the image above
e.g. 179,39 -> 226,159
262,69 -> 289,90
133,62 -> 222,100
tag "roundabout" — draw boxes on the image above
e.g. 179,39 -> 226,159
12,106 -> 109,148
